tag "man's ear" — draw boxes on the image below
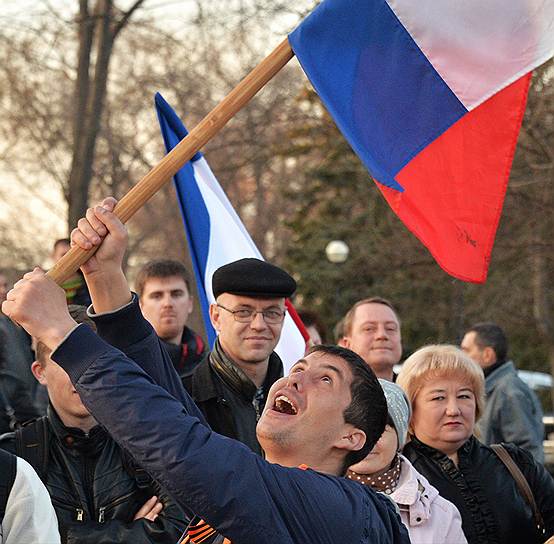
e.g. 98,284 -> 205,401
209,303 -> 221,332
335,427 -> 366,453
483,346 -> 497,365
31,361 -> 47,386
340,336 -> 351,349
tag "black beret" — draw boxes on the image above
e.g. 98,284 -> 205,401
212,258 -> 296,299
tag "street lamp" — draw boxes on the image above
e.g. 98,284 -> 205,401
325,240 -> 349,264
325,240 -> 350,327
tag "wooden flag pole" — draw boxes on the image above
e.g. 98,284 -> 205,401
48,38 -> 294,284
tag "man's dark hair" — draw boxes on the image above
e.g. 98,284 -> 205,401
467,322 -> 508,363
307,344 -> 387,475
35,305 -> 96,365
342,296 -> 399,336
135,260 -> 191,297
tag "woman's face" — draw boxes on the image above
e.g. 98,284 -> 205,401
349,424 -> 398,474
411,374 -> 476,455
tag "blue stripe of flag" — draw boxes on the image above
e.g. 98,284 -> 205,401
155,92 -> 216,346
288,0 -> 468,191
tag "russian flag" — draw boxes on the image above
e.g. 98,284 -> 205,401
289,0 -> 554,282
155,93 -> 308,372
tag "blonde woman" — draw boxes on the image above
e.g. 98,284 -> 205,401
397,345 -> 554,544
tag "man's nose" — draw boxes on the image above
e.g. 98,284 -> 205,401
375,324 -> 388,338
287,371 -> 304,391
250,311 -> 268,330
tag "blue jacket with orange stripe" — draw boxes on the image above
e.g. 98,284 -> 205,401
52,296 -> 410,544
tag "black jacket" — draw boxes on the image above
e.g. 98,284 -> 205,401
161,326 -> 206,378
0,406 -> 187,544
183,339 -> 283,455
403,435 -> 554,544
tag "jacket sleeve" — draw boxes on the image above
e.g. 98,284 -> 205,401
88,294 -> 207,427
52,325 -> 409,544
496,381 -> 544,463
504,443 -> 554,539
3,457 -> 60,544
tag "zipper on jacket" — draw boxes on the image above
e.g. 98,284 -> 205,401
98,507 -> 106,523
76,508 -> 84,521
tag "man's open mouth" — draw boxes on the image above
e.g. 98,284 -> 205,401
273,395 -> 298,415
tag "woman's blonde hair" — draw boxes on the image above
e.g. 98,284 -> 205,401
396,344 -> 485,422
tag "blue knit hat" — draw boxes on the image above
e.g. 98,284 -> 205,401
378,379 -> 412,450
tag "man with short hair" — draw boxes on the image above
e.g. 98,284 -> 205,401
136,259 -> 206,377
3,198 -> 409,543
461,322 -> 544,462
342,297 -> 402,381
0,304 -> 188,544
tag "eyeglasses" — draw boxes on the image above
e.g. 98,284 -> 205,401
216,303 -> 286,324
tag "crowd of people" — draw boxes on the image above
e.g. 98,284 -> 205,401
0,197 -> 553,544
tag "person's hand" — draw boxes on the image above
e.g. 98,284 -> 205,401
70,197 -> 128,280
1,268 -> 77,349
133,496 -> 163,522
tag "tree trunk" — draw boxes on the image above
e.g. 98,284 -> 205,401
67,0 -> 144,233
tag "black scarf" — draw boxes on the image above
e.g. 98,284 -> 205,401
209,338 -> 283,419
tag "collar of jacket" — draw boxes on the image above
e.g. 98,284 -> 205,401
200,338 -> 283,403
484,360 -> 516,392
47,404 -> 107,456
391,455 -> 438,525
408,434 -> 475,471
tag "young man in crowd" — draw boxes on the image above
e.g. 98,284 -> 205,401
341,297 -> 403,381
136,259 -> 206,377
461,322 -> 544,462
3,198 -> 409,544
0,305 -> 188,544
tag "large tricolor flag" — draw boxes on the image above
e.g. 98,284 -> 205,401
289,0 -> 554,282
155,93 -> 308,372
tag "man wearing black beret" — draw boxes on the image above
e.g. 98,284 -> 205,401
182,257 -> 296,455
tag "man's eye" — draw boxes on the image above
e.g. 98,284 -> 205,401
264,311 -> 282,320
321,376 -> 332,384
235,310 -> 253,318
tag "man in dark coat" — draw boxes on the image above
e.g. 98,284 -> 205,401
183,257 -> 295,455
461,322 -> 544,462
